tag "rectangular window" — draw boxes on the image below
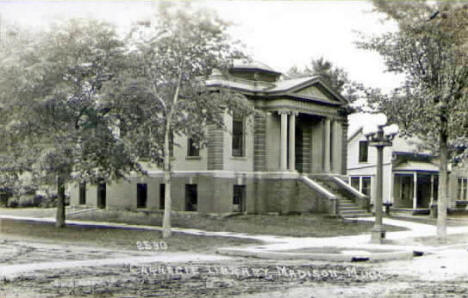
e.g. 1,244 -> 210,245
79,182 -> 86,205
160,184 -> 165,210
359,141 -> 368,163
187,137 -> 200,157
185,184 -> 197,211
233,185 -> 246,212
361,177 -> 371,196
97,182 -> 106,209
232,115 -> 245,157
137,183 -> 147,208
350,177 -> 360,191
461,178 -> 468,200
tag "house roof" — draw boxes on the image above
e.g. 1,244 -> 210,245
393,161 -> 439,173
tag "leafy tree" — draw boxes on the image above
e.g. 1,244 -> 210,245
358,0 -> 468,241
0,19 -> 139,227
105,4 -> 252,238
287,57 -> 359,103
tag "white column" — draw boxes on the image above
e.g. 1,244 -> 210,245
323,118 -> 331,173
280,111 -> 288,171
331,120 -> 337,173
413,172 -> 418,209
288,112 -> 296,171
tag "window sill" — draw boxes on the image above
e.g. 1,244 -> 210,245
186,156 -> 202,160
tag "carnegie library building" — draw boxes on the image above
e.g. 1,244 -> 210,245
69,61 -> 369,217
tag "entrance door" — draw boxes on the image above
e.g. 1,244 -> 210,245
401,175 -> 413,203
97,183 -> 106,209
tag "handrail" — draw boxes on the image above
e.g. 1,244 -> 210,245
300,176 -> 336,200
331,176 -> 368,200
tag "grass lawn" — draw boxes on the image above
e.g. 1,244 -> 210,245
71,209 -> 406,237
0,207 -> 56,218
0,219 -> 259,252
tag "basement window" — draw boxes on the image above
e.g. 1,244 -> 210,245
160,184 -> 165,210
185,184 -> 197,212
137,183 -> 147,208
79,182 -> 86,205
233,185 -> 246,212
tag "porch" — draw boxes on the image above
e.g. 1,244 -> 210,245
392,170 -> 438,210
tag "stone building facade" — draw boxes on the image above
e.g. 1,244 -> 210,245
69,62 -> 358,215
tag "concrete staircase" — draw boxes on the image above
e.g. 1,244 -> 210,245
310,175 -> 372,219
336,197 -> 372,219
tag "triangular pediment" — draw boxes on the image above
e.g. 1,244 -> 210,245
292,82 -> 344,104
295,85 -> 330,100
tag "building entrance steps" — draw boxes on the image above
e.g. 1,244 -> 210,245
303,175 -> 372,219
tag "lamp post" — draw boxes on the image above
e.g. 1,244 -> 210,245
363,114 -> 398,244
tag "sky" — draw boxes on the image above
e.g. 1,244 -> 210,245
0,0 -> 403,93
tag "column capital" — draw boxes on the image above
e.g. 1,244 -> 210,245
290,111 -> 299,116
277,110 -> 290,115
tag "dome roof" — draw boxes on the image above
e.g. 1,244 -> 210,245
231,60 -> 282,76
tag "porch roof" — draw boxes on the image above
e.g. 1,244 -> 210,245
393,161 -> 439,173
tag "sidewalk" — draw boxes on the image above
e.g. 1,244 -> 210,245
2,214 -> 468,260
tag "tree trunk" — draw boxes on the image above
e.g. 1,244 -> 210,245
162,71 -> 182,239
437,120 -> 448,242
162,127 -> 172,239
56,176 -> 66,228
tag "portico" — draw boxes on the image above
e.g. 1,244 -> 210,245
277,110 -> 342,174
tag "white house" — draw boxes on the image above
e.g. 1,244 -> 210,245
347,113 -> 440,212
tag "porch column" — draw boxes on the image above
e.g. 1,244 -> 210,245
390,173 -> 395,204
323,118 -> 331,173
279,111 -> 288,171
288,112 -> 297,171
430,174 -> 434,205
413,172 -> 418,209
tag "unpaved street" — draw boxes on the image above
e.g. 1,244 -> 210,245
2,234 -> 468,297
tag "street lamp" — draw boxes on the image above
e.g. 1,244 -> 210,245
363,114 -> 399,244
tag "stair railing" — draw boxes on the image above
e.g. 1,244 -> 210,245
299,175 -> 339,216
331,176 -> 370,211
